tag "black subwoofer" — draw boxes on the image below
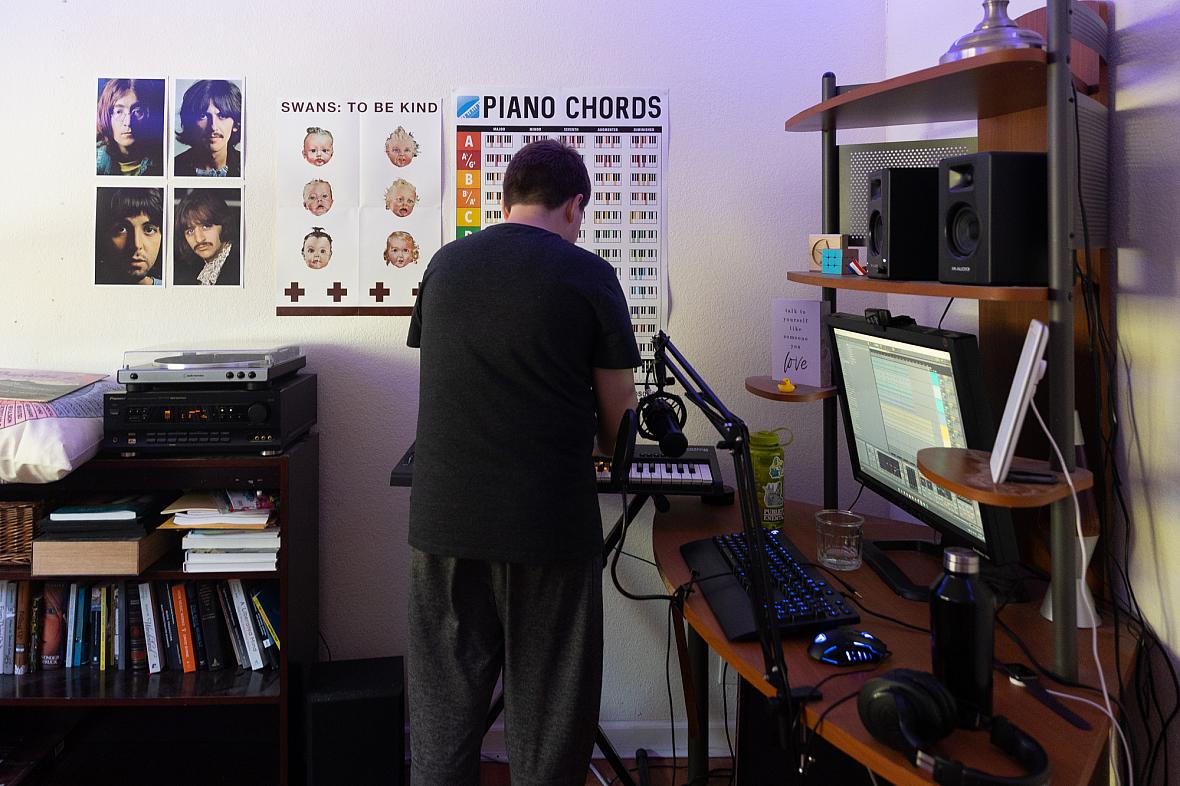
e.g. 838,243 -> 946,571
865,167 -> 940,281
938,152 -> 1048,286
305,656 -> 404,786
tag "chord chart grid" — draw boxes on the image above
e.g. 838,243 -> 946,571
453,92 -> 669,374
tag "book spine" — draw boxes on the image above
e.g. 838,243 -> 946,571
88,586 -> 101,668
227,579 -> 264,670
4,581 -> 18,675
170,583 -> 196,673
99,584 -> 108,671
215,581 -> 246,670
40,582 -> 67,670
0,581 -> 10,675
157,582 -> 181,672
137,582 -> 162,675
127,584 -> 147,673
183,582 -> 207,671
63,582 -> 77,670
13,581 -> 31,675
251,593 -> 280,651
27,589 -> 42,674
73,583 -> 88,667
249,593 -> 279,669
195,582 -> 227,672
116,581 -> 128,671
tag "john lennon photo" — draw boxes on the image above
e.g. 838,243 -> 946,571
95,78 -> 165,176
172,187 -> 243,286
173,79 -> 244,177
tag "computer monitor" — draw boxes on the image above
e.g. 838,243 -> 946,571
826,312 -> 1020,601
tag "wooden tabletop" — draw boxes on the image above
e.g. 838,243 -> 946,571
744,375 -> 836,403
652,496 -> 1133,786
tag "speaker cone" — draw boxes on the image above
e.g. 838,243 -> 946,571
869,210 -> 885,256
947,203 -> 980,258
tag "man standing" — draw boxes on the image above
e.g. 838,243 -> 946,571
407,139 -> 639,786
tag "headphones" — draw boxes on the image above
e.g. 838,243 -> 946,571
857,669 -> 1050,786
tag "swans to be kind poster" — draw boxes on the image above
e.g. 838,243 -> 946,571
275,97 -> 442,315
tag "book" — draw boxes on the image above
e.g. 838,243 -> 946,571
72,583 -> 88,667
248,582 -> 281,651
32,528 -> 176,576
13,581 -> 31,675
160,511 -> 275,529
216,581 -> 247,670
88,586 -> 101,668
40,582 -> 67,670
115,581 -> 127,670
227,579 -> 264,670
184,582 -> 208,671
186,547 -> 283,559
196,582 -> 228,671
99,584 -> 108,671
63,582 -> 77,670
157,584 -> 181,672
137,582 -> 162,674
49,492 -> 173,521
28,588 -> 42,674
0,581 -> 13,675
249,592 -> 279,669
127,588 -> 147,673
162,490 -> 276,515
170,583 -> 196,673
181,528 -> 280,549
183,559 -> 277,574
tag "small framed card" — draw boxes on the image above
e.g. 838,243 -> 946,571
770,299 -> 831,388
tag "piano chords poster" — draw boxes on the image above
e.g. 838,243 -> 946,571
452,90 -> 669,374
275,97 -> 442,316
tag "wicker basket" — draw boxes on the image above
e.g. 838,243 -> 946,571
0,501 -> 42,565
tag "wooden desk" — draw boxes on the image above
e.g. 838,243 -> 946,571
653,496 -> 1133,786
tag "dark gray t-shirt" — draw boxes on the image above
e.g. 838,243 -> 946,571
407,223 -> 640,564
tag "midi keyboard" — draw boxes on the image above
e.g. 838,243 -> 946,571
391,442 -> 725,498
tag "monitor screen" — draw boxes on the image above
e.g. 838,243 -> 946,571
827,312 -> 1018,566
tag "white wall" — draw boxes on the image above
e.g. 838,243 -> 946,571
1,0 -> 889,753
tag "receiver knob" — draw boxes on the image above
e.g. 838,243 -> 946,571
247,403 -> 270,423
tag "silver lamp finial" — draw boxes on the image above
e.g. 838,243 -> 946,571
940,0 -> 1045,64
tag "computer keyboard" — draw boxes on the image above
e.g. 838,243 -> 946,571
680,528 -> 860,641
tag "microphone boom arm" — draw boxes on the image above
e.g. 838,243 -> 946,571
652,332 -> 794,737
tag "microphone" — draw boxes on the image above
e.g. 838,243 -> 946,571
637,391 -> 688,458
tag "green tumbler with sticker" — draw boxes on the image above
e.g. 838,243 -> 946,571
750,427 -> 793,529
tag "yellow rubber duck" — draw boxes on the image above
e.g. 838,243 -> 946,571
776,377 -> 796,393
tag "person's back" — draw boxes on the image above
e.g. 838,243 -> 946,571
410,222 -> 632,563
406,139 -> 639,786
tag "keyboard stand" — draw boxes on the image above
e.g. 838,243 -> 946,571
483,491 -> 664,786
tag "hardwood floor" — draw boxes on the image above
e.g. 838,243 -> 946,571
403,756 -> 736,785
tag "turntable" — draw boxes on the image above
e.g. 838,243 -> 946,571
118,346 -> 306,389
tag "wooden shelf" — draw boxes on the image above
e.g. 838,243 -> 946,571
0,552 -> 280,582
0,666 -> 279,705
744,375 -> 836,402
785,49 -> 1050,132
917,447 -> 1093,508
787,270 -> 1049,301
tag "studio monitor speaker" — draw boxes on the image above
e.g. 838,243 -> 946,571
938,152 -> 1048,286
865,167 -> 940,281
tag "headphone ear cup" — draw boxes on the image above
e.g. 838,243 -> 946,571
890,668 -> 958,738
858,675 -> 915,755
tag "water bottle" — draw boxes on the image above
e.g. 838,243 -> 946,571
750,428 -> 791,529
930,547 -> 994,728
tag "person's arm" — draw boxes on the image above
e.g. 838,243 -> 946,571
592,367 -> 638,456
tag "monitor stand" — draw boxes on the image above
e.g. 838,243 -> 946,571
862,539 -> 945,602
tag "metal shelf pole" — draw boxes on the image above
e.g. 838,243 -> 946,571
1047,0 -> 1078,678
821,72 -> 839,511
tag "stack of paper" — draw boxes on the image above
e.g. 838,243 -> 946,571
181,528 -> 280,573
160,491 -> 276,530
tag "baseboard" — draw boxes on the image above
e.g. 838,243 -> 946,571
403,720 -> 736,761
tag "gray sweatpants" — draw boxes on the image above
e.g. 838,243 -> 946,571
407,548 -> 603,786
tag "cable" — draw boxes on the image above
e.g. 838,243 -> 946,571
1047,687 -> 1134,786
1030,399 -> 1118,778
609,489 -> 676,604
841,592 -> 930,633
845,482 -> 865,513
937,297 -> 955,330
721,661 -> 736,786
317,630 -> 333,661
664,602 -> 678,786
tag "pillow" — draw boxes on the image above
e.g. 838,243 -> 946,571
0,380 -> 120,484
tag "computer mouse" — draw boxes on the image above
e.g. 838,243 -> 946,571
808,628 -> 889,666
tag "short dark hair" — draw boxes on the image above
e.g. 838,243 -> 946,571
502,139 -> 591,212
174,189 -> 237,261
98,187 -> 163,229
176,80 -> 243,147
